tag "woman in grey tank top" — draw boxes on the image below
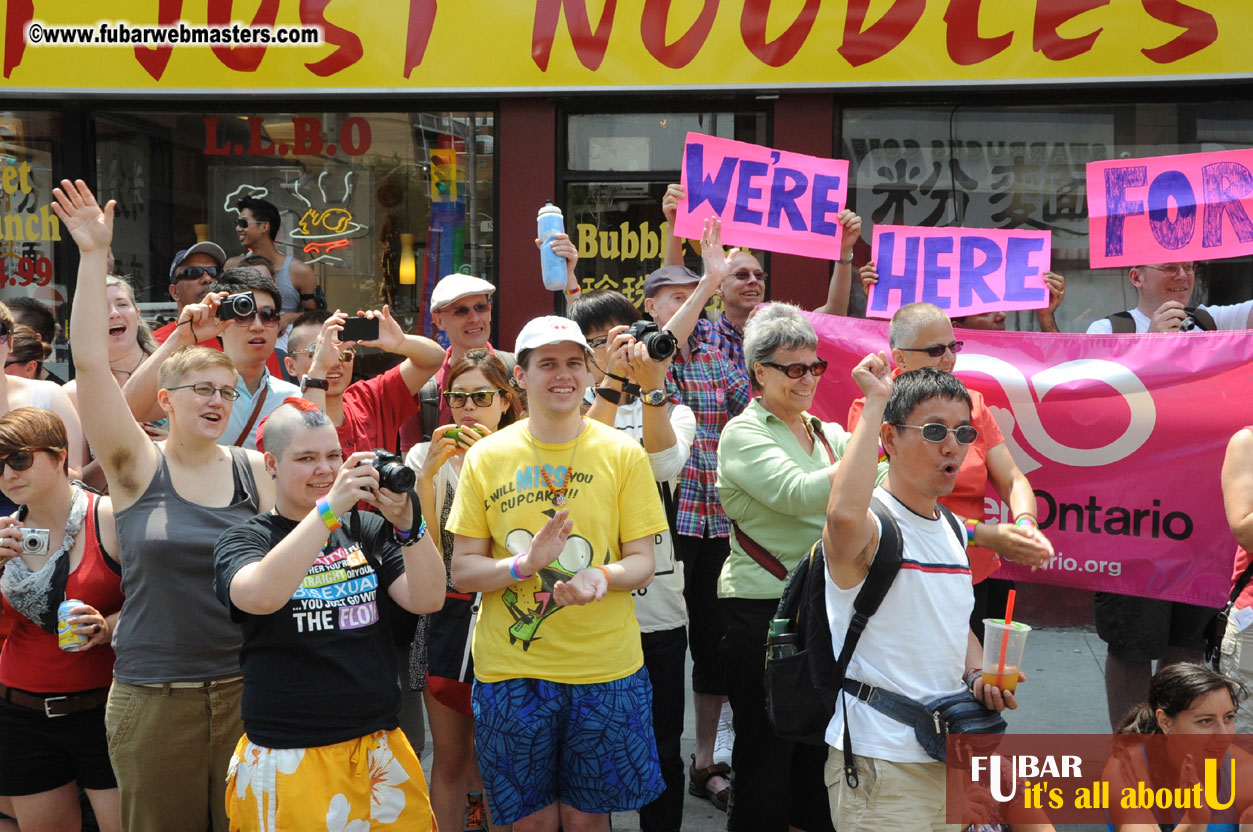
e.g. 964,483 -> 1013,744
57,180 -> 277,832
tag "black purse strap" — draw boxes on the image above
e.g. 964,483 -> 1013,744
1229,558 -> 1253,608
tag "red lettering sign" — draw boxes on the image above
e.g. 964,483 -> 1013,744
838,0 -> 924,68
640,0 -> 718,69
1033,0 -> 1108,61
300,0 -> 363,77
1140,0 -> 1218,63
531,0 -> 618,72
943,0 -> 1012,66
207,0 -> 278,71
403,0 -> 437,78
3,0 -> 32,79
740,0 -> 819,67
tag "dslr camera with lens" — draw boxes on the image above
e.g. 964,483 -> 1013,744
370,449 -> 417,493
17,527 -> 49,556
625,320 -> 679,362
216,291 -> 257,322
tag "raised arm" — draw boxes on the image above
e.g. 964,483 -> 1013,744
661,183 -> 685,267
1223,428 -> 1253,552
813,209 -> 861,316
53,179 -> 156,507
822,352 -> 893,589
352,305 -> 444,394
663,218 -> 735,349
1036,271 -> 1065,333
123,293 -> 231,422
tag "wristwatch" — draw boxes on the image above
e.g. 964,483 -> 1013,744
837,254 -> 854,265
300,375 -> 329,392
640,388 -> 668,407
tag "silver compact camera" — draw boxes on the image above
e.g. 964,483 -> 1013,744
17,527 -> 49,556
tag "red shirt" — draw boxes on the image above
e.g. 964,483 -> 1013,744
848,383 -> 1005,584
0,493 -> 124,693
337,365 -> 421,457
152,320 -> 284,378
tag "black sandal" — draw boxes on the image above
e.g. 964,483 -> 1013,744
688,754 -> 731,812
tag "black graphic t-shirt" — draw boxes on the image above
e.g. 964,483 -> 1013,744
214,512 -> 406,749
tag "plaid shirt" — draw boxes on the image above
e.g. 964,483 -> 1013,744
695,314 -> 746,375
669,337 -> 750,538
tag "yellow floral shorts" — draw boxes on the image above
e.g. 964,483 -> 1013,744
225,728 -> 433,831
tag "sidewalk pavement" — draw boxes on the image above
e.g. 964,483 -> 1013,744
421,626 -> 1112,831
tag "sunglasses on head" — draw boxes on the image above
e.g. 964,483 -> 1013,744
443,389 -> 507,407
175,266 -> 219,282
762,360 -> 828,379
899,341 -> 963,358
448,302 -> 491,318
231,307 -> 283,327
0,448 -> 47,473
894,423 -> 979,444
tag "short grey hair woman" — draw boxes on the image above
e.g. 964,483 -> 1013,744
715,301 -> 868,832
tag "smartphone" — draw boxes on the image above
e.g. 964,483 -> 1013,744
340,316 -> 379,342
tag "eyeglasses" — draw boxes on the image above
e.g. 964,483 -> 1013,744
732,269 -> 767,281
899,341 -> 963,358
0,321 -> 10,343
165,382 -> 241,401
175,266 -> 219,282
303,343 -> 356,363
762,360 -> 828,379
586,335 -> 609,349
235,217 -> 264,229
447,302 -> 491,318
894,423 -> 979,445
3,359 -> 33,367
231,307 -> 283,327
443,389 -> 507,407
0,448 -> 46,473
1141,263 -> 1197,276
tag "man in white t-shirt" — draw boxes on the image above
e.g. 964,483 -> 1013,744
1085,260 -> 1253,334
1085,260 -> 1249,728
821,361 -> 1018,831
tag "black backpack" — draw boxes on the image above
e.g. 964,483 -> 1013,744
764,497 -> 962,746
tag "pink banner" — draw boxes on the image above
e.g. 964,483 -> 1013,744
1087,148 -> 1253,268
675,132 -> 849,259
866,226 -> 1051,319
802,313 -> 1253,606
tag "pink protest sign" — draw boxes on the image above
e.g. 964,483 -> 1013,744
1087,148 -> 1253,268
866,226 -> 1051,319
802,312 -> 1253,607
674,132 -> 849,259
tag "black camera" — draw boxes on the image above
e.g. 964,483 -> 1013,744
216,291 -> 257,321
371,449 -> 416,493
625,320 -> 679,362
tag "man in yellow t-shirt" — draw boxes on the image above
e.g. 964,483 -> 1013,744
447,316 -> 669,831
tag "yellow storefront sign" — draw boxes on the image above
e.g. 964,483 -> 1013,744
2,0 -> 1250,92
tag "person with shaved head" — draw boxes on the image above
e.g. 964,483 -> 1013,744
848,303 -> 1053,642
213,398 -> 444,831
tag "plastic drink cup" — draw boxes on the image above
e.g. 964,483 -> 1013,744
981,618 -> 1031,692
537,202 -> 568,291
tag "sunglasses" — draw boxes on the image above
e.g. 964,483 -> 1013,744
235,217 -> 264,229
899,341 -> 963,358
762,360 -> 828,379
587,335 -> 609,349
166,382 -> 241,401
303,344 -> 356,363
3,359 -> 33,367
443,389 -> 507,407
732,269 -> 767,281
894,423 -> 979,444
0,447 -> 47,473
231,307 -> 283,327
175,266 -> 220,282
0,321 -> 10,343
448,302 -> 491,318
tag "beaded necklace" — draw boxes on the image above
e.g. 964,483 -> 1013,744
527,419 -> 582,507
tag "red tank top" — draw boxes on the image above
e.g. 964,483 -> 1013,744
0,493 -> 125,693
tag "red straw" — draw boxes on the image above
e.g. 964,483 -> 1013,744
995,589 -> 1017,684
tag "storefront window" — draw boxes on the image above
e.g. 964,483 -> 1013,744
0,111 -> 67,377
564,110 -> 765,313
95,110 -> 494,341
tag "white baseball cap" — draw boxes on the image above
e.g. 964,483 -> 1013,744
430,274 -> 497,311
514,316 -> 591,355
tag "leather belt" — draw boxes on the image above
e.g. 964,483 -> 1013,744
0,682 -> 109,718
135,675 -> 244,690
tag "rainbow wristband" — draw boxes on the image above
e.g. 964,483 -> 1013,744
508,554 -> 533,582
963,518 -> 980,546
1014,513 -> 1039,530
316,498 -> 341,532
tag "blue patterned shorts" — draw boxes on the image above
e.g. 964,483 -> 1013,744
472,668 -> 663,825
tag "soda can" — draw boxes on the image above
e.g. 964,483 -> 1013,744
57,599 -> 89,652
